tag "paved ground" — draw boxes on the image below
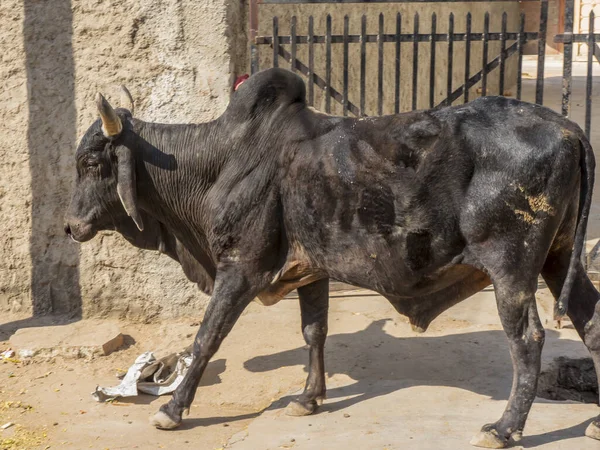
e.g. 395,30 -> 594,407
1,286 -> 599,450
224,289 -> 599,450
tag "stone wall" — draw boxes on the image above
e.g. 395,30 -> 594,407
0,0 -> 246,320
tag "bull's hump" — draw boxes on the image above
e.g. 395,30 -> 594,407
227,68 -> 306,118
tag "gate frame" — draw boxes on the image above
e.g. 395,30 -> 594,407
249,0 -> 549,115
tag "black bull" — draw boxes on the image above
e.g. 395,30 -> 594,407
64,68 -> 600,447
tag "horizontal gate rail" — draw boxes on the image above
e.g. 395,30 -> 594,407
256,32 -> 541,45
554,34 -> 600,43
256,0 -> 537,3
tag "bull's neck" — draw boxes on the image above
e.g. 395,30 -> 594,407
131,118 -> 224,265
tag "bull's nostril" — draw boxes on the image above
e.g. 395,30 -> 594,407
64,224 -> 72,236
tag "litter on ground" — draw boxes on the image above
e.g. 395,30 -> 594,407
92,346 -> 193,402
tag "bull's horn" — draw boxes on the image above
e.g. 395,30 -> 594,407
120,85 -> 135,115
96,93 -> 122,137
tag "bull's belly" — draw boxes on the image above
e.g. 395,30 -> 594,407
326,259 -> 470,298
252,256 -> 472,308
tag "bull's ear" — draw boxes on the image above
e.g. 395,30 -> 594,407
116,147 -> 144,231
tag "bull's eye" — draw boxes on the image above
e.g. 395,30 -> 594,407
84,159 -> 102,177
85,158 -> 100,168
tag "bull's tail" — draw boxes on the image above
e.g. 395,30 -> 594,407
556,132 -> 596,317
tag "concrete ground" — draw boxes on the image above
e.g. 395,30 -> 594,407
1,286 -> 599,450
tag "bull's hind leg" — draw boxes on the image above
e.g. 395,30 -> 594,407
542,249 -> 600,441
285,278 -> 329,416
470,273 -> 544,449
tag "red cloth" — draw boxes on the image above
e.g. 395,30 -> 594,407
234,74 -> 249,91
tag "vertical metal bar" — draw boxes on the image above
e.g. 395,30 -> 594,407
585,10 -> 594,137
412,13 -> 419,111
562,0 -> 574,116
583,8 -> 592,269
429,13 -> 437,109
378,13 -> 384,116
326,14 -> 332,114
516,13 -> 525,100
290,16 -> 297,72
249,0 -> 259,74
272,16 -> 279,68
447,13 -> 454,106
536,0 -> 548,104
499,12 -> 507,95
308,16 -> 314,106
395,13 -> 401,114
360,14 -> 367,116
481,12 -> 489,97
464,12 -> 471,103
343,15 -> 349,116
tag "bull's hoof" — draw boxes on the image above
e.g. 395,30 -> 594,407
409,314 -> 433,333
470,428 -> 508,449
585,420 -> 600,440
150,410 -> 181,430
410,324 -> 427,333
285,399 -> 316,416
285,392 -> 325,417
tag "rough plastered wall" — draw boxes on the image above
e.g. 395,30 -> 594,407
0,1 -> 32,316
0,0 -> 246,320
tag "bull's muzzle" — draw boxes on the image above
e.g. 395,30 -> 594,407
63,219 -> 96,243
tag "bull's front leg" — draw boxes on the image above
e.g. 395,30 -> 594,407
286,278 -> 329,416
150,270 -> 255,429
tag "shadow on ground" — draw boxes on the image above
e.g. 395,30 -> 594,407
245,319 -> 589,412
0,315 -> 78,341
240,318 -> 597,448
519,418 -> 595,448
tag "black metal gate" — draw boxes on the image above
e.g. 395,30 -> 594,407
555,2 -> 598,136
248,0 -> 597,138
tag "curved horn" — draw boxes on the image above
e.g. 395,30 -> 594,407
120,85 -> 135,115
95,93 -> 122,137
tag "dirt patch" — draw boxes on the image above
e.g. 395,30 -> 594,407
537,357 -> 599,404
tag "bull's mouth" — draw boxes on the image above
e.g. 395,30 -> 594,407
64,222 -> 97,243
